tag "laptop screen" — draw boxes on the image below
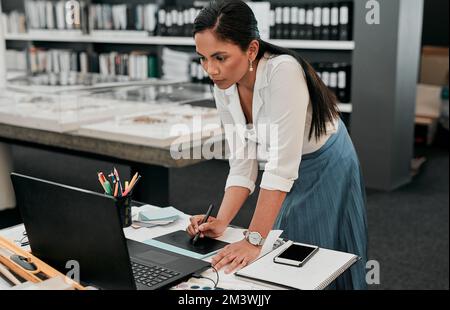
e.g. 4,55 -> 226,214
11,173 -> 136,290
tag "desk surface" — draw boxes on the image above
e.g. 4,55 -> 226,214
0,205 -> 281,290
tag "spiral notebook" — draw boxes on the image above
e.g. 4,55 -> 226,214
235,241 -> 359,290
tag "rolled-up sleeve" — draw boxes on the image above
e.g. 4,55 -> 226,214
214,88 -> 258,194
260,61 -> 309,192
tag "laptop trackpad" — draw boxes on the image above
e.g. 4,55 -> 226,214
135,250 -> 179,265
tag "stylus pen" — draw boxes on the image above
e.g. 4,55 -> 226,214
191,204 -> 214,245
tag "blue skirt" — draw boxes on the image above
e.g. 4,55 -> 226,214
273,120 -> 368,290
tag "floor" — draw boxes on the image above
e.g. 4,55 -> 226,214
366,145 -> 449,289
0,144 -> 448,290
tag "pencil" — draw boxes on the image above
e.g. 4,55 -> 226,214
129,172 -> 138,188
114,167 -> 124,196
114,182 -> 118,197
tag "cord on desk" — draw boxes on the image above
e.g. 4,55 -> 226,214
14,231 -> 29,247
192,266 -> 220,288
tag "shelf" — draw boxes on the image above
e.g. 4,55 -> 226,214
5,31 -> 355,50
337,103 -> 352,113
269,39 -> 355,50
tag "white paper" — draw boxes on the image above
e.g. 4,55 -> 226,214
257,229 -> 283,259
0,224 -> 26,244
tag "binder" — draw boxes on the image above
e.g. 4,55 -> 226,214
339,2 -> 352,41
235,241 -> 359,290
157,9 -> 167,36
274,7 -> 283,39
269,9 -> 275,39
330,4 -> 340,40
337,63 -> 351,103
290,7 -> 299,39
282,6 -> 290,39
126,4 -> 135,30
183,8 -> 192,37
165,9 -> 173,36
80,1 -> 89,34
305,6 -> 314,40
321,6 -> 331,40
329,69 -> 338,95
298,6 -> 306,40
313,6 -> 322,40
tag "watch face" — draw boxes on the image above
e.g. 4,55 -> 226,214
249,232 -> 261,245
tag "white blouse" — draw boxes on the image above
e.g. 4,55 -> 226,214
213,53 -> 338,194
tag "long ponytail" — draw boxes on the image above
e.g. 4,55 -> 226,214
256,40 -> 339,141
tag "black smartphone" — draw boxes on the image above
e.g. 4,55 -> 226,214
273,242 -> 319,267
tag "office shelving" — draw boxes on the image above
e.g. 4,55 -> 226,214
3,0 -> 356,115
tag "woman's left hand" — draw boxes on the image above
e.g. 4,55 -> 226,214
211,239 -> 261,274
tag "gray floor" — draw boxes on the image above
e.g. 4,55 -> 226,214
366,146 -> 449,290
0,145 -> 448,290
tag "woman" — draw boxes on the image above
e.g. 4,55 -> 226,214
186,0 -> 368,290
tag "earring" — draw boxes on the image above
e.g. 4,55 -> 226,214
249,59 -> 254,72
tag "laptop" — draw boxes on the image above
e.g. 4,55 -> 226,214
11,173 -> 210,290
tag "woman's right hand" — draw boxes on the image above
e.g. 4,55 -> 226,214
186,215 -> 227,239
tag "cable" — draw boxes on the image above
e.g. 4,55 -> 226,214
192,266 -> 220,288
210,265 -> 219,288
198,275 -> 216,288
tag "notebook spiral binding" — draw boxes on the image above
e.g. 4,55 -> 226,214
316,256 -> 360,290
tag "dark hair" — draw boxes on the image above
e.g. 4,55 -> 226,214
193,0 -> 339,141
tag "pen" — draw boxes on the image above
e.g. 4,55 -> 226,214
123,174 -> 141,197
109,173 -> 118,196
98,172 -> 113,195
97,172 -> 108,193
113,167 -> 124,196
191,204 -> 214,245
109,173 -> 116,185
103,179 -> 113,196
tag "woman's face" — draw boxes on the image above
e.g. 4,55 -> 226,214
194,30 -> 249,89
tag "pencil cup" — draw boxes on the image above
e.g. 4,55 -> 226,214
115,195 -> 132,228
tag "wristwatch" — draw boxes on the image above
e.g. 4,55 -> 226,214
243,230 -> 265,246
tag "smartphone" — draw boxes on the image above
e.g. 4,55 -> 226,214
273,243 -> 319,267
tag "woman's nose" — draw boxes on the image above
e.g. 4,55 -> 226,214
204,63 -> 219,76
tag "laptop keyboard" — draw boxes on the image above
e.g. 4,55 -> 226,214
131,261 -> 180,288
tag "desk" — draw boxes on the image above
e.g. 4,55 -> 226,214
0,205 -> 282,290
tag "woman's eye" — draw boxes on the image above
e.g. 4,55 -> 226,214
216,56 -> 225,62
